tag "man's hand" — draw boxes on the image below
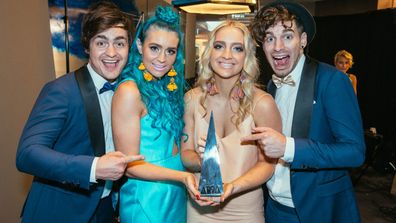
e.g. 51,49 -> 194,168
241,127 -> 287,158
96,151 -> 144,181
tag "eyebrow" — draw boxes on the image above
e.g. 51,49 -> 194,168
283,28 -> 295,33
114,36 -> 127,41
94,35 -> 127,41
148,42 -> 177,50
213,40 -> 243,46
265,27 -> 296,36
94,35 -> 108,40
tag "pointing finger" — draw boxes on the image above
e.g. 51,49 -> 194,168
125,155 -> 145,163
241,133 -> 265,142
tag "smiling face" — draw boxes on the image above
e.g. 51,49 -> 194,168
262,20 -> 307,78
88,25 -> 129,82
209,26 -> 246,80
137,27 -> 179,78
335,56 -> 352,73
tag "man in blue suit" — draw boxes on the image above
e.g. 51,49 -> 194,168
16,2 -> 143,222
243,1 -> 365,222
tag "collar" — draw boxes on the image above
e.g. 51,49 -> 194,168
87,63 -> 116,93
288,54 -> 306,86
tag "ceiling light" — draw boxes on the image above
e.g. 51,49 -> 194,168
172,0 -> 256,15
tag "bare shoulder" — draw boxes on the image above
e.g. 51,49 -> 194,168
252,87 -> 281,129
113,80 -> 144,113
114,80 -> 141,101
252,87 -> 276,109
184,87 -> 202,103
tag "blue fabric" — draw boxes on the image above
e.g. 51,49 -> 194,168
267,60 -> 364,223
99,82 -> 116,94
266,197 -> 300,223
120,115 -> 187,223
16,69 -> 104,223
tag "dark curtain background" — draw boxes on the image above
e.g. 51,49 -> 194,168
257,8 -> 396,151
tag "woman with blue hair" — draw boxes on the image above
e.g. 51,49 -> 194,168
112,6 -> 200,223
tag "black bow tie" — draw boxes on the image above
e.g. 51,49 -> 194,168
99,82 -> 116,94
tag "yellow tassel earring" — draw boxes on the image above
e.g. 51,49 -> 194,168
166,67 -> 177,91
138,62 -> 153,82
138,62 -> 145,71
167,77 -> 177,91
167,67 -> 177,77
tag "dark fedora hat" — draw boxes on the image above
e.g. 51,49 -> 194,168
261,0 -> 316,44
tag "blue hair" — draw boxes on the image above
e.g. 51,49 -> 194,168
120,6 -> 186,147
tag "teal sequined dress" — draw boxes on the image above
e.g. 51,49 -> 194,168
119,106 -> 187,223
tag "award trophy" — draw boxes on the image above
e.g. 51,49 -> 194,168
198,111 -> 223,200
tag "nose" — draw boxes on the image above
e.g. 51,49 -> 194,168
222,48 -> 232,59
274,39 -> 284,51
106,44 -> 116,57
157,51 -> 166,62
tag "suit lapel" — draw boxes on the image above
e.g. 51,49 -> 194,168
75,66 -> 105,156
291,57 -> 318,138
266,80 -> 277,98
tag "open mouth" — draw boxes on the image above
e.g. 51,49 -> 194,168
102,59 -> 119,69
273,55 -> 290,67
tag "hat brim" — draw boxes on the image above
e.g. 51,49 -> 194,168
262,1 -> 316,44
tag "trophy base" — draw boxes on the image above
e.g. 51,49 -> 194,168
200,196 -> 221,203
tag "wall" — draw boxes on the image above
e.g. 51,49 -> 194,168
315,0 -> 378,16
0,0 -> 55,221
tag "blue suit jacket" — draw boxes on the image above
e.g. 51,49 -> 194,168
16,66 -> 107,223
267,57 -> 365,223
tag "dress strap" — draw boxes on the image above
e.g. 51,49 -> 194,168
252,92 -> 270,112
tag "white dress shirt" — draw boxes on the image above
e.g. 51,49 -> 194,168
87,63 -> 116,198
267,55 -> 306,207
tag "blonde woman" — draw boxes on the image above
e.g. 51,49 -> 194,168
181,20 -> 281,222
334,50 -> 357,94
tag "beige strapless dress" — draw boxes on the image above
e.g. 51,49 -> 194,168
187,95 -> 264,223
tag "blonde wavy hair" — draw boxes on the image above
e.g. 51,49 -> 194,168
334,50 -> 354,67
196,20 -> 260,127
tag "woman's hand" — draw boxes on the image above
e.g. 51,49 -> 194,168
196,136 -> 206,160
183,172 -> 201,201
220,182 -> 236,202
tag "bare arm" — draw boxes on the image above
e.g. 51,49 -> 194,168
112,81 -> 199,195
222,92 -> 281,201
180,89 -> 202,172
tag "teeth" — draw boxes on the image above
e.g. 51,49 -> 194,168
103,59 -> 117,63
274,56 -> 287,59
153,64 -> 166,70
221,63 -> 233,68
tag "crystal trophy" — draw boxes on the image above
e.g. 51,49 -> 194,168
198,111 -> 223,198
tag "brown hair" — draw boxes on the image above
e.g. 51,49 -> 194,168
81,1 -> 133,51
250,5 -> 303,43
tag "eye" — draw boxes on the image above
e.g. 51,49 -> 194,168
96,41 -> 108,48
233,45 -> 244,52
166,49 -> 176,56
213,43 -> 224,50
149,46 -> 160,52
284,34 -> 293,40
264,36 -> 274,43
114,40 -> 127,48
